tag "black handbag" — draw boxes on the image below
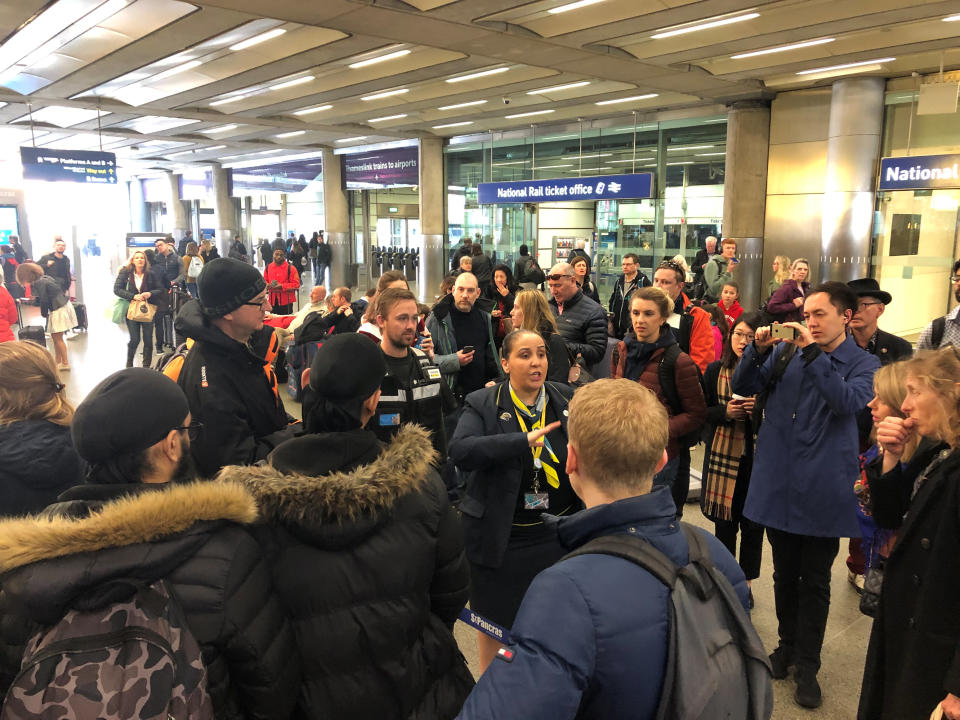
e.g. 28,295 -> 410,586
859,559 -> 884,618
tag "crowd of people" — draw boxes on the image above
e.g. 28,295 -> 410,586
1,230 -> 960,720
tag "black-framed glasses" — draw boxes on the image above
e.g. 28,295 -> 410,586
857,301 -> 882,310
174,422 -> 203,441
242,296 -> 270,308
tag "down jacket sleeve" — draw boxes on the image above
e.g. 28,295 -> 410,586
427,476 -> 470,626
563,299 -> 607,367
686,307 -> 716,374
668,352 -> 707,441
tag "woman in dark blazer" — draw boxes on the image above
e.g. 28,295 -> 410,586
509,289 -> 570,383
484,264 -> 517,350
450,329 -> 577,674
114,249 -> 165,368
765,258 -> 810,323
858,347 -> 959,720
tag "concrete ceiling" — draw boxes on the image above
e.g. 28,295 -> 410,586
0,0 -> 956,173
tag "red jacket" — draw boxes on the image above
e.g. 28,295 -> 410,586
720,299 -> 743,327
0,285 -> 16,342
679,293 -> 715,374
264,261 -> 300,307
611,341 -> 707,459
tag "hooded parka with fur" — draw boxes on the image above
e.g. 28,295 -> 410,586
220,425 -> 474,720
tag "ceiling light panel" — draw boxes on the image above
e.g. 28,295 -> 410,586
337,136 -> 368,143
595,94 -> 659,106
438,100 -> 488,111
505,109 -> 555,119
348,48 -> 411,69
526,81 -> 591,95
14,106 -> 108,128
731,38 -> 835,60
1,0 -> 194,96
548,0 -> 604,14
433,121 -> 474,129
275,130 -> 307,138
368,114 -> 408,122
796,57 -> 896,75
446,67 -> 510,83
651,12 -> 760,40
229,28 -> 286,52
293,104 -> 333,116
475,0 -> 665,39
121,116 -> 201,133
362,88 -> 409,101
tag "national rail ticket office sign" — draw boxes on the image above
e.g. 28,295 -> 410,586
20,147 -> 117,184
477,173 -> 654,204
878,154 -> 960,191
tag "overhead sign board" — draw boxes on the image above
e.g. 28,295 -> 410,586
878,154 -> 960,191
232,157 -> 322,194
20,147 -> 117,184
477,173 -> 654,205
343,146 -> 418,188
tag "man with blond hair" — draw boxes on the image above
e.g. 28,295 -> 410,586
457,379 -> 748,720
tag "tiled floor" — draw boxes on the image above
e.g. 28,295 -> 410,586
21,275 -> 871,719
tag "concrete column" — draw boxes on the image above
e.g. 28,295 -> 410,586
211,164 -> 236,255
419,137 -> 445,304
321,147 -> 350,289
128,178 -> 149,232
164,171 -> 189,242
723,100 -> 771,310
243,196 -> 253,251
279,194 -> 288,238
821,77 -> 884,282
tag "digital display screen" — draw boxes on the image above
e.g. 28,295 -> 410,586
20,147 -> 118,184
0,206 -> 19,243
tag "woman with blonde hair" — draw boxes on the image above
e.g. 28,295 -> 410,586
509,289 -> 570,383
766,257 -> 810,324
0,341 -> 85,516
15,262 -> 75,370
199,238 -> 219,264
114,249 -> 164,368
768,255 -> 792,297
858,348 -> 960,719
182,241 -> 203,297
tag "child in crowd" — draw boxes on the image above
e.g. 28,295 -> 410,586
719,281 -> 744,327
704,304 -> 729,362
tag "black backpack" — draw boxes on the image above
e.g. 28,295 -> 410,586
931,315 -> 947,348
564,525 -> 773,720
657,343 -> 704,448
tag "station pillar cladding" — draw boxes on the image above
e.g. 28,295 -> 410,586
821,76 -> 885,282
723,100 -> 771,311
419,137 -> 445,305
212,163 -> 237,254
164,170 -> 189,243
321,147 -> 350,290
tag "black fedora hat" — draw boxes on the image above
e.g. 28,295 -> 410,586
847,278 -> 892,305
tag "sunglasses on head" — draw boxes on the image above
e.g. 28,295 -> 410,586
546,274 -> 573,282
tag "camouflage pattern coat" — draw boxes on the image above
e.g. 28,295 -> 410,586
0,481 -> 300,720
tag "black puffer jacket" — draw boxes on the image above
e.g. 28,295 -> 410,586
219,424 -> 474,720
548,289 -> 608,367
175,299 -> 294,477
0,481 -> 300,719
0,420 -> 86,518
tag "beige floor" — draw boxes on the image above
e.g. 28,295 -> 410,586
28,278 -> 872,720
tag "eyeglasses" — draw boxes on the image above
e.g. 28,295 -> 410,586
174,422 -> 203,441
732,331 -> 755,342
951,275 -> 960,284
545,274 -> 572,282
857,301 -> 882,310
242,296 -> 270,308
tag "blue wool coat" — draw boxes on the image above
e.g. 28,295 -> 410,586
732,336 -> 880,537
456,488 -> 748,720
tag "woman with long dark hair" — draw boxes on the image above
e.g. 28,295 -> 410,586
701,311 -> 764,606
484,264 -> 517,350
571,255 -> 599,304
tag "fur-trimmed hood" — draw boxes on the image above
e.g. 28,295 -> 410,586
0,481 -> 257,575
218,425 -> 438,544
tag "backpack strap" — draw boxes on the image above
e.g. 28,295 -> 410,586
932,315 -> 946,348
562,533 -> 680,589
750,342 -> 798,432
657,344 -> 683,417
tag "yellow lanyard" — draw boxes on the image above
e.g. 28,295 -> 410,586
509,385 -> 560,489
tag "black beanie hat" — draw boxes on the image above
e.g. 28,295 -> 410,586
310,333 -> 386,402
198,257 -> 267,318
72,368 -> 189,463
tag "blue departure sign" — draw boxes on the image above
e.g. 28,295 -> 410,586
20,147 -> 117,184
878,154 -> 960,191
477,173 -> 654,204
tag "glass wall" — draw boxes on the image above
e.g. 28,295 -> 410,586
873,93 -> 960,337
445,115 -> 726,304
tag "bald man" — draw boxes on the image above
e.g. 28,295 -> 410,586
427,272 -> 503,401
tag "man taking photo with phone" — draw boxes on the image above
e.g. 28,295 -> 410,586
732,281 -> 880,710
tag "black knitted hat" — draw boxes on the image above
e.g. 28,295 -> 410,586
310,333 -> 386,401
72,368 -> 189,463
198,257 -> 266,318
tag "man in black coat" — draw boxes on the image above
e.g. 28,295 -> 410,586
847,278 -> 913,365
175,258 -> 296,477
315,230 -> 332,287
152,236 -> 181,351
0,369 -> 299,718
608,253 -> 651,338
37,236 -> 71,294
546,262 -> 607,368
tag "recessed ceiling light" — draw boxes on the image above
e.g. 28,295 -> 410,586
438,100 -> 488,110
668,145 -> 713,151
505,109 -> 555,119
275,130 -> 306,138
369,114 -> 408,122
548,0 -> 604,14
944,14 -> 960,21
203,145 -> 226,151
446,68 -> 509,83
230,28 -> 286,52
526,81 -> 591,95
696,152 -> 726,156
731,38 -> 834,59
337,136 -> 367,143
293,104 -> 333,116
206,124 -> 238,133
362,88 -> 409,101
652,12 -> 759,39
210,95 -> 247,107
349,49 -> 411,69
667,161 -> 694,165
595,94 -> 658,106
433,121 -> 474,129
152,60 -> 202,81
271,75 -> 314,91
796,57 -> 895,75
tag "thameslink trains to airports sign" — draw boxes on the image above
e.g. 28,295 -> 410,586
477,173 -> 654,205
878,154 -> 960,191
20,147 -> 117,184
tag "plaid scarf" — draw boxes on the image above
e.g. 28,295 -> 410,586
703,367 -> 747,520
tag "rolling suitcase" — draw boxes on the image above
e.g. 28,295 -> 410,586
72,302 -> 88,331
18,325 -> 46,347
